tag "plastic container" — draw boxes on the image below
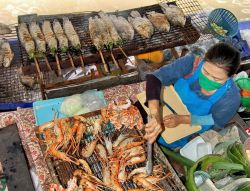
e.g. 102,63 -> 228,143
197,142 -> 212,159
207,8 -> 238,40
180,136 -> 205,162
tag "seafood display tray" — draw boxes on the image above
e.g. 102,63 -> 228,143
37,110 -> 187,191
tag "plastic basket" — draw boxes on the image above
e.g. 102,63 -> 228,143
207,8 -> 238,40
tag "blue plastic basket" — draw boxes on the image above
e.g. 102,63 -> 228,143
207,8 -> 238,40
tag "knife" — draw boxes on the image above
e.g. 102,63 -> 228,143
146,115 -> 153,175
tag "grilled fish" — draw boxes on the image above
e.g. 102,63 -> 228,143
53,20 -> 68,53
63,17 -> 81,49
128,11 -> 154,39
18,23 -> 35,59
98,11 -> 122,47
29,22 -> 46,54
0,39 -> 14,67
109,15 -> 134,41
0,23 -> 11,35
42,20 -> 58,54
88,17 -> 104,50
146,11 -> 170,32
160,3 -> 186,27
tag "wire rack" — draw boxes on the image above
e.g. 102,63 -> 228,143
0,27 -> 42,104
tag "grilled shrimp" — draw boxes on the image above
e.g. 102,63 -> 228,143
95,144 -> 107,161
53,19 -> 68,52
78,159 -> 93,175
133,176 -> 158,190
128,165 -> 163,179
103,136 -> 113,156
81,139 -> 98,158
49,183 -> 65,191
118,162 -> 127,183
102,163 -> 111,186
63,17 -> 81,49
121,146 -> 145,160
79,177 -> 105,191
29,21 -> 46,53
47,143 -> 79,165
113,134 -> 128,148
126,153 -> 146,166
73,122 -> 87,153
42,20 -> 57,54
110,159 -> 124,191
38,121 -> 54,133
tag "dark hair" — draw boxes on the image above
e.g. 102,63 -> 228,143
204,42 -> 240,76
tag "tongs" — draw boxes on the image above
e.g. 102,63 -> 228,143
146,115 -> 153,175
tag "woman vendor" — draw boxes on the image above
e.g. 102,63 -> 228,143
144,42 -> 241,148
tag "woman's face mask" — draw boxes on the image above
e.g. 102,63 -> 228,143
199,62 -> 229,91
199,71 -> 223,91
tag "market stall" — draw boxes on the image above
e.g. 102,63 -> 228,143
0,0 -> 250,191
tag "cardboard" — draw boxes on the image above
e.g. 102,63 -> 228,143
137,85 -> 201,143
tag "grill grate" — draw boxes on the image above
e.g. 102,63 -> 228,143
0,28 -> 42,104
39,111 -> 186,191
17,2 -> 202,80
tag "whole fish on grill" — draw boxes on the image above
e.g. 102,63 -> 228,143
98,11 -> 122,47
160,3 -> 186,27
128,11 -> 154,39
42,20 -> 58,55
146,11 -> 170,32
63,17 -> 81,49
88,17 -> 104,51
95,16 -> 114,49
53,19 -> 68,53
18,23 -> 35,59
29,22 -> 46,57
109,15 -> 134,41
0,39 -> 14,67
0,23 -> 11,35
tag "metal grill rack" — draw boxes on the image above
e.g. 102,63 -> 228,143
0,26 -> 42,104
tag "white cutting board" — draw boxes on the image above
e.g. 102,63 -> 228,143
137,85 -> 201,144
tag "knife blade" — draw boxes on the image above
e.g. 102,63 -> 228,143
146,116 -> 153,175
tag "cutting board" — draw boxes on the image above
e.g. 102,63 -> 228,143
137,85 -> 201,144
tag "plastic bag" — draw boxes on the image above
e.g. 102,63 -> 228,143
60,90 -> 106,117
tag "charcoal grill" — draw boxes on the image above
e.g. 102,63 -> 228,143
17,1 -> 206,99
37,110 -> 187,191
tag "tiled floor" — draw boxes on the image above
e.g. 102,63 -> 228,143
0,0 -> 249,25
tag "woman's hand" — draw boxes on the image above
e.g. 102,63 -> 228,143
163,114 -> 191,128
144,115 -> 163,144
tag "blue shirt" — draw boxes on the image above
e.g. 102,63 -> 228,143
152,53 -> 240,128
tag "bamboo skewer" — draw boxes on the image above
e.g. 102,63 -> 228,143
55,54 -> 62,76
99,50 -> 109,73
44,56 -> 52,71
79,55 -> 85,69
34,57 -> 42,79
110,51 -> 120,70
118,46 -> 135,65
67,52 -> 75,69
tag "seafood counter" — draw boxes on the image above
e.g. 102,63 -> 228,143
36,104 -> 186,191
